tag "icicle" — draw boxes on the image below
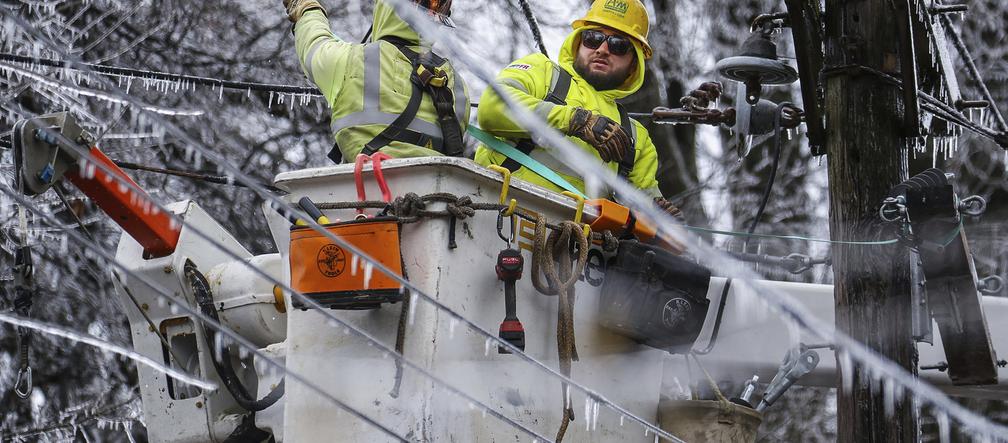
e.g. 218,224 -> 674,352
883,377 -> 895,418
218,83 -> 224,101
839,349 -> 854,394
484,337 -> 493,356
449,317 -> 457,339
350,254 -> 359,276
124,421 -> 137,443
214,331 -> 224,363
268,91 -> 274,108
407,290 -> 418,325
362,262 -> 374,288
592,399 -> 599,431
936,412 -> 950,443
585,397 -> 592,432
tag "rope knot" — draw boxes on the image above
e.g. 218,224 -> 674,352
599,230 -> 620,252
392,192 -> 426,218
446,195 -> 475,219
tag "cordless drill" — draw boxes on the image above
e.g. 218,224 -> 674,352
496,248 -> 525,353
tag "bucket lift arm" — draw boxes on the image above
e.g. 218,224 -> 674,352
10,113 -> 180,258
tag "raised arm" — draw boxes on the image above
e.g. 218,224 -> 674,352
289,7 -> 354,106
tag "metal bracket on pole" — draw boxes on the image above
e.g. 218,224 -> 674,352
784,0 -> 827,155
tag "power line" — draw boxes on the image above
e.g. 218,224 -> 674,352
938,13 -> 1008,133
515,0 -> 549,57
821,63 -> 1008,150
0,52 -> 323,95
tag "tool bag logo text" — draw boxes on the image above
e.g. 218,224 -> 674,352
317,244 -> 347,277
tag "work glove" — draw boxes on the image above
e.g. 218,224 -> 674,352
567,107 -> 632,163
284,0 -> 326,22
654,197 -> 685,221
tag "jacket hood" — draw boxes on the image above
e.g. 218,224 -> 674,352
371,1 -> 424,45
558,26 -> 646,100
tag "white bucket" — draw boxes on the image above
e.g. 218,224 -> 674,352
268,157 -> 668,442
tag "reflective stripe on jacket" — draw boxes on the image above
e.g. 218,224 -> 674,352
474,26 -> 662,198
293,2 -> 470,161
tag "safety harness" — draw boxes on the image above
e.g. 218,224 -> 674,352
331,36 -> 465,162
495,63 -> 637,182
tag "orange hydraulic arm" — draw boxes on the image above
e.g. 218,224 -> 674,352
12,113 -> 180,258
586,198 -> 685,254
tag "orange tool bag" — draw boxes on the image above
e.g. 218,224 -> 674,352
289,217 -> 406,310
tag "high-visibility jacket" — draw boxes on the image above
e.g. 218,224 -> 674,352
474,26 -> 662,198
293,2 -> 470,162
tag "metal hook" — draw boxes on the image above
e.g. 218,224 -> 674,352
958,195 -> 987,217
14,366 -> 32,399
978,275 -> 1004,295
782,253 -> 814,274
879,196 -> 907,222
488,165 -> 518,217
497,210 -> 516,246
560,191 -> 586,225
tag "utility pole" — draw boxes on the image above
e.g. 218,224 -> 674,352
823,0 -> 918,441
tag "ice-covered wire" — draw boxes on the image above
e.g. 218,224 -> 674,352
0,392 -> 141,441
821,63 -> 1007,148
73,1 -> 144,55
0,311 -> 217,391
937,13 -> 1008,133
381,0 -> 1008,437
0,61 -> 203,116
515,0 -> 549,57
0,52 -> 323,95
3,10 -> 683,441
89,20 -> 167,64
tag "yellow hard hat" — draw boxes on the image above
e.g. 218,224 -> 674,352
572,0 -> 652,59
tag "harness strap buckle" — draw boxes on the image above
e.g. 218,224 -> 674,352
415,65 -> 448,88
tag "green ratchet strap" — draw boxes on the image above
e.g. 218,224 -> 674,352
467,126 -> 586,199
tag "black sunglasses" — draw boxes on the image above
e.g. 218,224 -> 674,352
581,29 -> 634,56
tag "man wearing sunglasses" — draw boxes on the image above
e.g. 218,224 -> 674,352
283,0 -> 470,163
475,0 -> 681,217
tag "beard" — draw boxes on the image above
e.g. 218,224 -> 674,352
574,55 -> 632,91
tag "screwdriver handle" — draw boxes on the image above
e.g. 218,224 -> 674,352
298,196 -> 331,224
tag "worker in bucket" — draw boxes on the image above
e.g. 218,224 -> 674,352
283,0 -> 470,162
474,0 -> 682,217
